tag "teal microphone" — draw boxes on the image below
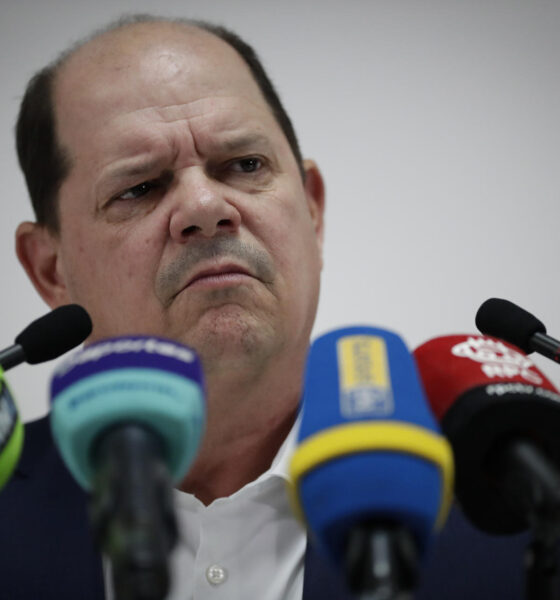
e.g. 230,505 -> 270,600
50,336 -> 205,600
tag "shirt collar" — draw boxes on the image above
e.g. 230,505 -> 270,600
257,412 -> 301,484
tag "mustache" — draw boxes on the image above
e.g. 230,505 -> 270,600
156,236 -> 275,301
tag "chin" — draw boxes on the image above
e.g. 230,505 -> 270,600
185,308 -> 279,375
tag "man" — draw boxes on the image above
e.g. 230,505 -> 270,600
0,14 -> 544,600
16,14 -> 324,510
10,13 -> 324,599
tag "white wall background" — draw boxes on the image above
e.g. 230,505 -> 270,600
1,0 -> 559,422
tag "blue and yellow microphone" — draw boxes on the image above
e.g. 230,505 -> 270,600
289,326 -> 454,598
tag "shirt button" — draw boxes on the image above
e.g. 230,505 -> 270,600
206,564 -> 228,586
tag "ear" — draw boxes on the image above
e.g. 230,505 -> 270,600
15,222 -> 71,309
302,159 -> 326,264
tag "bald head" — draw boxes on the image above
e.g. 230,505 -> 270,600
16,15 -> 304,232
59,20 -> 226,85
54,23 -> 267,166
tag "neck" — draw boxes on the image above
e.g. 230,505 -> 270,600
178,359 -> 302,505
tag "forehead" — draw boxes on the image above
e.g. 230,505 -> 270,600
53,23 -> 273,151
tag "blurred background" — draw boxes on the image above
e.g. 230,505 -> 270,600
2,0 -> 559,422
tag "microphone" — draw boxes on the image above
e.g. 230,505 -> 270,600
0,373 -> 22,490
476,298 -> 560,363
289,326 -> 454,599
413,334 -> 560,535
0,304 -> 92,491
50,336 -> 205,600
0,304 -> 92,370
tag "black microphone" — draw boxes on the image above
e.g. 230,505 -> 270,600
0,304 -> 92,370
0,304 -> 92,492
476,298 -> 560,363
414,333 -> 560,600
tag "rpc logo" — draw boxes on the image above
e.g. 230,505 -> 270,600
451,336 -> 543,385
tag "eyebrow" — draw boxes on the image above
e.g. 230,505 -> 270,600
217,132 -> 274,154
111,160 -> 162,179
99,155 -> 168,191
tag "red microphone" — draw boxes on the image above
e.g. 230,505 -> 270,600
413,334 -> 560,535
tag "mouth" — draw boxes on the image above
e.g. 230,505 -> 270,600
184,263 -> 256,291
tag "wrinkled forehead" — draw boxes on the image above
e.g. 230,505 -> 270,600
53,23 -> 270,144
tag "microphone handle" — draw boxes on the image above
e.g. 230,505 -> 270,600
90,423 -> 178,600
490,439 -> 560,600
530,332 -> 560,363
526,536 -> 560,600
345,521 -> 418,600
0,344 -> 25,371
489,438 -> 560,537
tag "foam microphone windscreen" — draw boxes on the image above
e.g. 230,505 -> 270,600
50,336 -> 205,490
290,326 -> 453,564
15,304 -> 92,364
475,298 -> 546,354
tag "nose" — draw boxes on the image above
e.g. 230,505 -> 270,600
168,170 -> 242,242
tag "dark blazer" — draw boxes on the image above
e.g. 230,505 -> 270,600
0,417 -> 547,599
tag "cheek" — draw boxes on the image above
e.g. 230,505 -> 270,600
115,234 -> 162,283
274,197 -> 321,268
61,225 -> 162,298
263,200 -> 322,314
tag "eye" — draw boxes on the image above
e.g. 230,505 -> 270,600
208,155 -> 273,190
230,157 -> 263,173
117,180 -> 159,201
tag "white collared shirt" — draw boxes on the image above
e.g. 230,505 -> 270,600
104,421 -> 306,599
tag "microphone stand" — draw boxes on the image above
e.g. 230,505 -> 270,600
344,521 -> 418,600
89,423 -> 179,600
491,439 -> 560,600
526,535 -> 558,600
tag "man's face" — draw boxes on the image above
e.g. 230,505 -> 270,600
44,24 -> 324,375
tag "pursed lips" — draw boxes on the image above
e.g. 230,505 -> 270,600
184,263 -> 256,289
